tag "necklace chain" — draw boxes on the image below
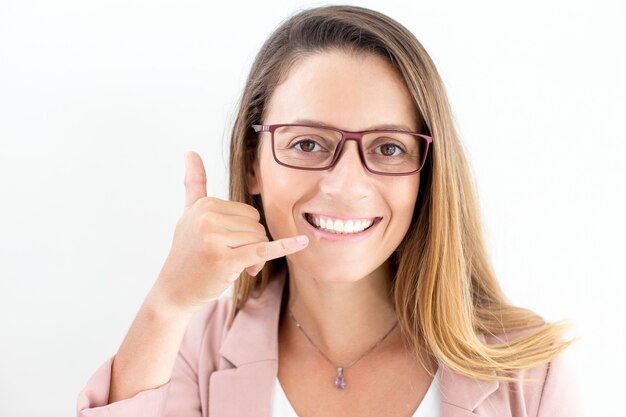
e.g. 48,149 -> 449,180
287,307 -> 398,389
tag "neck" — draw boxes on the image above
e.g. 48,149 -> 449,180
280,259 -> 400,364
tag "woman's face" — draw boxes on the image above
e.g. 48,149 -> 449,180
247,50 -> 422,282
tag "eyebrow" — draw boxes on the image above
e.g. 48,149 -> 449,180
291,118 -> 414,132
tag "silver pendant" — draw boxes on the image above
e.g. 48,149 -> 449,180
335,367 -> 346,389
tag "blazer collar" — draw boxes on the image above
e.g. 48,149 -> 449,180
438,350 -> 500,416
208,270 -> 285,417
217,269 -> 285,367
210,270 -> 499,417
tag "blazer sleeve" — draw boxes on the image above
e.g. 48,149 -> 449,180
76,297 -> 226,417
536,346 -> 587,417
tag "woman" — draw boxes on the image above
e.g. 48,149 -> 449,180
77,5 -> 583,417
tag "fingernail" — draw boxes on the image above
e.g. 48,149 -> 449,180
296,235 -> 308,245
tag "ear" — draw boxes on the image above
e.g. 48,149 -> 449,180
244,128 -> 262,195
246,160 -> 261,195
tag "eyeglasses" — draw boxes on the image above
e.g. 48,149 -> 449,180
251,123 -> 432,176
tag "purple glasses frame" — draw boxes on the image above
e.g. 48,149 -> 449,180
250,123 -> 433,176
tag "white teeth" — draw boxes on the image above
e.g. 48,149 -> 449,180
307,214 -> 375,234
344,220 -> 354,233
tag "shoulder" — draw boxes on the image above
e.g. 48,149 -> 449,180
477,326 -> 585,417
178,295 -> 234,371
185,296 -> 233,340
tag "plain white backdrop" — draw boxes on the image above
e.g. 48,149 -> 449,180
0,0 -> 624,415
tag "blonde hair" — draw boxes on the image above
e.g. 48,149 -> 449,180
226,5 -> 578,383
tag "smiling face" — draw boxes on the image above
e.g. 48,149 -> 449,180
247,49 -> 422,282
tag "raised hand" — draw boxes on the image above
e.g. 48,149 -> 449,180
151,151 -> 308,314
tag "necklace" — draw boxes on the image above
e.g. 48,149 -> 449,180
287,308 -> 399,390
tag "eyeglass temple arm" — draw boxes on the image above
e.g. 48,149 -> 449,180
251,124 -> 269,133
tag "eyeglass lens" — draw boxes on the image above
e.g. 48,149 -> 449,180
272,125 -> 426,173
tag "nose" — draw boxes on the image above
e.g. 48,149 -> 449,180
318,139 -> 373,199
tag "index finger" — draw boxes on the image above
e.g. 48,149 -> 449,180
233,235 -> 309,270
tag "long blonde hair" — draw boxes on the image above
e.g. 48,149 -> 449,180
226,5 -> 578,382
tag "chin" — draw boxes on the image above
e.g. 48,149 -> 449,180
287,255 -> 376,283
312,272 -> 365,284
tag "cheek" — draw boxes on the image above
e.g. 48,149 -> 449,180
259,159 -> 294,207
258,162 -> 306,240
387,177 -> 420,228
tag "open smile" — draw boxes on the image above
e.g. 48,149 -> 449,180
302,212 -> 382,242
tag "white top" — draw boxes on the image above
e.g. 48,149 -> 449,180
269,368 -> 441,416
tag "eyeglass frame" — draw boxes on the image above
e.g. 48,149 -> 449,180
250,123 -> 433,176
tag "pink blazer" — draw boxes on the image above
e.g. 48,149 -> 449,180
77,269 -> 585,417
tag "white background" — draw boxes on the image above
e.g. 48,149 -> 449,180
1,0 -> 624,416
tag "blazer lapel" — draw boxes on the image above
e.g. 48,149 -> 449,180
439,333 -> 500,417
208,270 -> 286,417
208,269 -> 500,417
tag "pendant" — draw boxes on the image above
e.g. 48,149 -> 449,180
335,367 -> 346,389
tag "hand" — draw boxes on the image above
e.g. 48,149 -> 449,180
150,151 -> 308,313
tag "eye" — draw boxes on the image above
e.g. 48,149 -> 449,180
290,138 -> 324,152
374,143 -> 404,157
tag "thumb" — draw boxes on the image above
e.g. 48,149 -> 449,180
184,151 -> 208,210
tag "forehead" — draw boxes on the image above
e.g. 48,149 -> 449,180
264,50 -> 420,132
